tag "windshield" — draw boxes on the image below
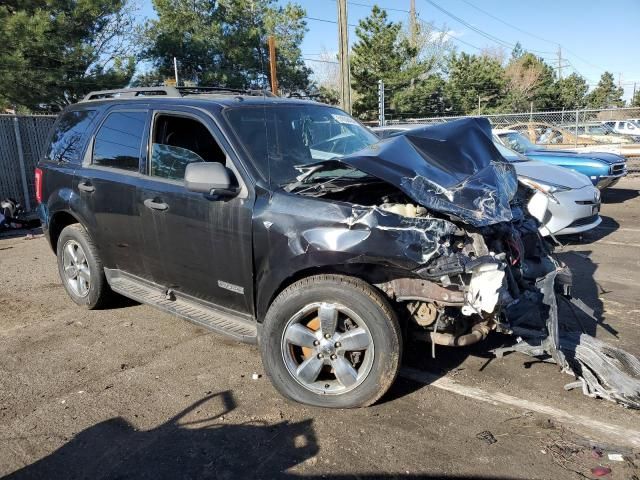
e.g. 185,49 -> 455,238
493,140 -> 528,162
499,132 -> 537,153
224,104 -> 379,186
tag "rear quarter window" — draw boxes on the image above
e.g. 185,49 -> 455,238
45,110 -> 97,163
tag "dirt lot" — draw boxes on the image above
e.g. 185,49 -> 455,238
1,178 -> 639,480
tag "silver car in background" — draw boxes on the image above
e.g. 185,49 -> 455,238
372,124 -> 601,237
493,142 -> 601,236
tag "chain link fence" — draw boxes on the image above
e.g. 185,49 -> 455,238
386,107 -> 640,144
0,114 -> 57,212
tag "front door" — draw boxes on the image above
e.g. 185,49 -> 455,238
137,108 -> 254,315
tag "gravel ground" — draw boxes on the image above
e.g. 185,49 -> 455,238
1,178 -> 639,479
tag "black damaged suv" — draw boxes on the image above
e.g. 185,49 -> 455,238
37,87 -> 594,409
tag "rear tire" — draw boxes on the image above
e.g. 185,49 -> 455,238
260,274 -> 402,408
56,223 -> 112,310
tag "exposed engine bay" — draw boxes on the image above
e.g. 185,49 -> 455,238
283,118 -> 640,409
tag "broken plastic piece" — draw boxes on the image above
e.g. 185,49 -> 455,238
590,466 -> 611,477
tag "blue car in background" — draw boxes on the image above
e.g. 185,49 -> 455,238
493,129 -> 627,189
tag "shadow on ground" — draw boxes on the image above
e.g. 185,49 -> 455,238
601,186 -> 639,204
4,390 -> 512,480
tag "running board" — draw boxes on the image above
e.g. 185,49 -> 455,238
105,269 -> 257,344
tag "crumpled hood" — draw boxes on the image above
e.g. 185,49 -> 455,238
339,118 -> 518,227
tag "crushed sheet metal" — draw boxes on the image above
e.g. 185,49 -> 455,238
560,332 -> 640,409
338,117 -> 518,227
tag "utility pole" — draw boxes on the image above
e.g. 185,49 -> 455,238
378,80 -> 385,127
409,0 -> 418,48
173,57 -> 179,86
337,0 -> 351,113
557,45 -> 562,80
268,36 -> 279,95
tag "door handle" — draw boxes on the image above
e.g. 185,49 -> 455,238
77,180 -> 95,193
144,198 -> 169,211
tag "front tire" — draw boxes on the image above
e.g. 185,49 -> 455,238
260,274 -> 402,408
56,223 -> 112,310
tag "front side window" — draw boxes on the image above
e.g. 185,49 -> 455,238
46,110 -> 97,163
224,104 -> 379,186
92,111 -> 146,171
150,114 -> 226,181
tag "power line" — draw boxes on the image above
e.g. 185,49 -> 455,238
457,0 -> 612,75
421,0 -> 554,55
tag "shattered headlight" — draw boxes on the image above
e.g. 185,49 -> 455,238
518,176 -> 570,204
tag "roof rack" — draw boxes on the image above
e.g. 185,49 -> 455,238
80,86 -> 275,102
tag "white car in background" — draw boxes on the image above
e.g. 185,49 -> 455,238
372,124 -> 601,236
601,120 -> 640,137
492,142 -> 601,236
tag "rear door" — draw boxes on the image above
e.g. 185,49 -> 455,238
71,107 -> 151,278
136,107 -> 255,315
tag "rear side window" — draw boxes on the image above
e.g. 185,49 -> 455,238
92,111 -> 146,171
46,110 -> 97,163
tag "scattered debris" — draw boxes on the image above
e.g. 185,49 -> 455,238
607,453 -> 624,462
591,466 -> 612,477
476,430 -> 497,445
252,373 -> 261,380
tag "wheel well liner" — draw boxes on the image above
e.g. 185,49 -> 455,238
48,211 -> 81,253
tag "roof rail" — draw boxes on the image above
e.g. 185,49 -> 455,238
80,86 -> 276,102
80,87 -> 180,102
176,86 -> 275,97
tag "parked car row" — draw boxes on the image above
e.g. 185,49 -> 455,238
505,121 -> 640,158
373,123 -> 623,238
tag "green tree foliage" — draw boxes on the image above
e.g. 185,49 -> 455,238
556,73 -> 588,109
511,42 -> 524,60
0,0 -> 137,111
586,71 -> 624,108
350,6 -> 418,119
445,52 -> 505,114
393,74 -> 450,116
140,0 -> 311,92
631,89 -> 640,107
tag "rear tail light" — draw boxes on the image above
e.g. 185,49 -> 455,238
35,167 -> 43,204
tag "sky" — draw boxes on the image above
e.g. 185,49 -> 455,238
138,0 -> 640,102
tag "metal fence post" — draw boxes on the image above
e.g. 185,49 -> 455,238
574,109 -> 579,148
12,116 -> 31,212
378,79 -> 385,127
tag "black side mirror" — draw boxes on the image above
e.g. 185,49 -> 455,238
185,162 -> 238,197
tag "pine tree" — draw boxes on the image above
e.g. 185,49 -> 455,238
350,6 -> 417,119
0,0 -> 137,111
140,0 -> 311,92
586,72 -> 624,108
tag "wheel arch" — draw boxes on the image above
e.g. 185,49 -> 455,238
257,262 -> 409,323
48,210 -> 82,254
